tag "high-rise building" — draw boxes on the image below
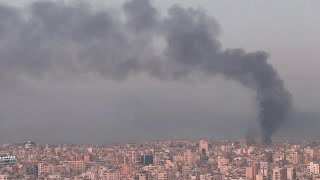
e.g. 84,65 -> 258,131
129,150 -> 139,164
260,162 -> 269,179
286,167 -> 296,180
308,162 -> 320,175
140,154 -> 153,165
305,147 -> 315,160
0,156 -> 16,168
154,151 -> 161,165
38,163 -> 54,176
246,163 -> 258,180
199,139 -> 209,155
289,152 -> 302,165
119,163 -> 133,177
272,167 -> 287,180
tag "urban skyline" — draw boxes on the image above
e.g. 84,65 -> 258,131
1,139 -> 320,179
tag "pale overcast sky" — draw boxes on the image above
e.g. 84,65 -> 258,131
0,0 -> 319,144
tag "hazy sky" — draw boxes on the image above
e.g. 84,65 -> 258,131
0,0 -> 319,144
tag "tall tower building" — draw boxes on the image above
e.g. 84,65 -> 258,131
140,154 -> 153,165
287,167 -> 296,180
289,152 -> 302,165
246,163 -> 258,180
129,150 -> 139,164
260,162 -> 269,179
199,139 -> 209,155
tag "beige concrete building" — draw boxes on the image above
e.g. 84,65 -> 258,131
60,161 -> 85,172
199,139 -> 209,155
38,162 -> 55,175
272,167 -> 286,180
0,175 -> 8,180
100,170 -> 120,180
308,162 -> 320,175
246,164 -> 258,180
286,167 -> 296,180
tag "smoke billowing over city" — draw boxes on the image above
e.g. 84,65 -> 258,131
0,0 -> 293,143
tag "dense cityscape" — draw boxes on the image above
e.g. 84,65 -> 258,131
1,139 -> 320,179
0,0 -> 318,180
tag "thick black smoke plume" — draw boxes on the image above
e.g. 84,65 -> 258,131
0,0 -> 292,142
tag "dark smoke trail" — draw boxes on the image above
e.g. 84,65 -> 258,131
0,0 -> 292,142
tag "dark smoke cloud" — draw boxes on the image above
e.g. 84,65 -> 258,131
0,0 -> 292,142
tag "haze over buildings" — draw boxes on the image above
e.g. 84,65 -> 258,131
0,0 -> 319,144
1,139 -> 320,179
